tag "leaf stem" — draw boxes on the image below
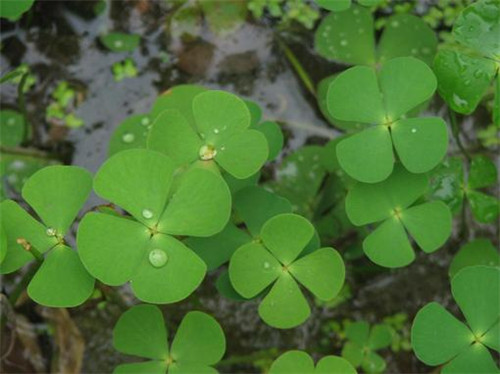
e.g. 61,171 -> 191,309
448,109 -> 471,161
8,261 -> 42,306
16,238 -> 44,262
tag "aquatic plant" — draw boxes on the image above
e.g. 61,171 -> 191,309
269,350 -> 357,373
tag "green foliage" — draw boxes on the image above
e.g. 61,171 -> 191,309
345,166 -> 452,268
0,110 -> 25,146
0,0 -> 35,21
113,304 -> 226,373
449,239 -> 500,278
382,313 -> 412,353
1,64 -> 36,92
249,0 -> 319,29
112,58 -> 138,81
341,321 -> 392,373
229,213 -> 345,328
326,57 -> 447,183
0,166 -> 95,307
108,114 -> 151,156
99,32 -> 140,52
46,81 -> 84,128
77,149 -> 231,303
269,350 -> 357,373
411,266 -> 500,373
315,6 -> 437,66
428,156 -> 499,223
315,0 -> 382,12
433,0 -> 500,122
148,90 -> 269,179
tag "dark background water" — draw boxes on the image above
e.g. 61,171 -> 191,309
1,1 -> 498,373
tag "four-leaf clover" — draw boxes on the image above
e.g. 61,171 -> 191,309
113,304 -> 226,374
269,350 -> 357,374
148,90 -> 269,179
229,213 -> 345,328
345,166 -> 452,268
78,149 -> 231,303
0,165 -> 95,307
411,266 -> 500,373
341,322 -> 392,373
327,56 -> 448,183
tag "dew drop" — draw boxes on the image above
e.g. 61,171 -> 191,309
199,144 -> 217,160
141,117 -> 150,126
6,117 -> 15,126
411,48 -> 418,55
453,93 -> 468,108
391,20 -> 399,28
213,128 -> 220,134
122,133 -> 135,143
46,227 -> 57,237
411,128 -> 417,134
340,39 -> 348,47
149,249 -> 168,268
142,209 -> 154,219
220,145 -> 226,151
263,261 -> 271,270
114,40 -> 124,48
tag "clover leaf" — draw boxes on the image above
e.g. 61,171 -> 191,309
99,32 -> 140,52
433,0 -> 500,118
341,321 -> 392,373
449,239 -> 500,278
411,266 -> 500,373
1,110 -> 25,147
315,0 -> 381,13
229,213 -> 345,328
345,166 -> 452,268
113,304 -> 225,374
0,0 -> 34,21
315,6 -> 437,66
0,165 -> 95,307
108,114 -> 151,156
78,149 -> 231,303
269,350 -> 357,374
428,156 -> 499,223
327,57 -> 448,183
148,90 -> 269,179
150,84 -> 207,124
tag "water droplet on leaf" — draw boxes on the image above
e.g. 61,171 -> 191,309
142,209 -> 154,219
149,249 -> 168,268
46,227 -> 57,237
122,133 -> 135,143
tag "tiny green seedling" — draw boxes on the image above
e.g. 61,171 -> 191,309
428,155 -> 499,223
0,165 -> 95,307
411,266 -> 500,373
112,58 -> 138,81
113,304 -> 226,374
229,213 -> 345,328
148,90 -> 269,179
341,321 -> 392,373
345,166 -> 452,268
46,81 -> 84,128
269,350 -> 357,374
326,57 -> 448,183
77,149 -> 231,303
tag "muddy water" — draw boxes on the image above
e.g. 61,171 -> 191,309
1,1 -> 497,373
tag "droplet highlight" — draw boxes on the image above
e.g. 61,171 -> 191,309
142,209 -> 154,219
149,249 -> 168,268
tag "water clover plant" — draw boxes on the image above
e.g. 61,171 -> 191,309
433,0 -> 500,121
78,149 -> 231,303
148,90 -> 268,179
428,156 -> 499,223
112,58 -> 138,81
0,165 -> 95,307
315,0 -> 381,13
269,350 -> 357,374
229,213 -> 345,328
345,166 -> 452,268
327,57 -> 448,183
99,32 -> 140,52
411,266 -> 500,373
0,0 -> 34,21
341,321 -> 392,373
108,114 -> 151,156
0,110 -> 25,147
113,304 -> 225,374
315,6 -> 437,66
449,239 -> 500,278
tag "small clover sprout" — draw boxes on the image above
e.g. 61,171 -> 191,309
411,266 -> 500,373
449,239 -> 500,278
112,58 -> 138,81
0,166 -> 95,307
315,6 -> 437,66
229,213 -> 345,328
345,166 -> 452,268
269,350 -> 357,374
433,0 -> 500,120
113,305 -> 226,374
148,90 -> 269,179
341,321 -> 392,373
99,32 -> 140,52
327,57 -> 448,183
78,149 -> 231,303
428,156 -> 499,223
